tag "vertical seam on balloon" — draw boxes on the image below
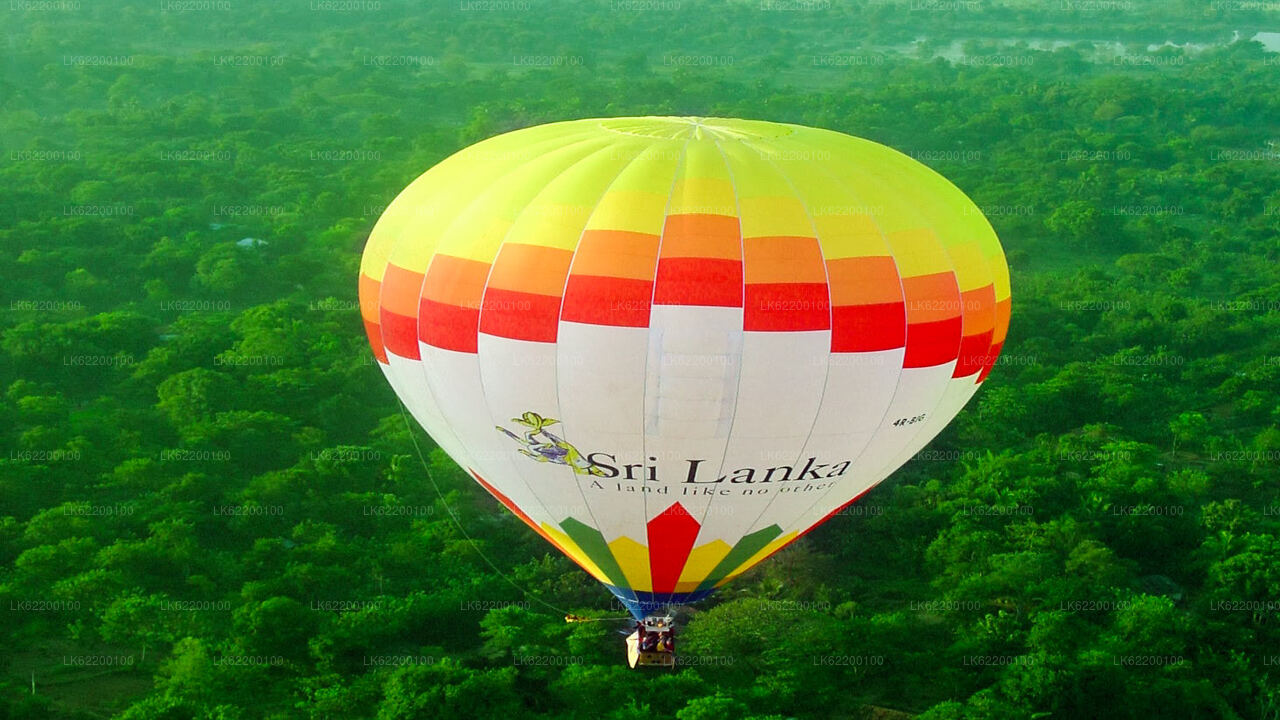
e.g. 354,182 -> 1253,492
637,134 -> 696,613
973,209 -> 1011,384
691,132 -> 838,552
376,150 -> 498,475
406,131 -> 607,514
469,139 -> 624,537
849,172 -> 1003,483
884,143 -> 1005,386
829,146 -> 974,484
673,129 -> 748,608
734,129 -> 912,544
387,129 -> 605,484
543,138 -> 665,583
441,135 -> 620,543
780,132 -> 971,536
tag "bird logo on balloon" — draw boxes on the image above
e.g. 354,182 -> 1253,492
496,411 -> 607,477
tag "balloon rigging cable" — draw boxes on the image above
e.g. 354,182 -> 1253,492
397,400 -> 631,623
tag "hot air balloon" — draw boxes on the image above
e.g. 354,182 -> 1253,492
358,117 -> 1010,644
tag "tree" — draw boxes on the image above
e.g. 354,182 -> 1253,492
1168,411 -> 1208,452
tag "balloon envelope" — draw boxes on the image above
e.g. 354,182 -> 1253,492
359,117 -> 1010,618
